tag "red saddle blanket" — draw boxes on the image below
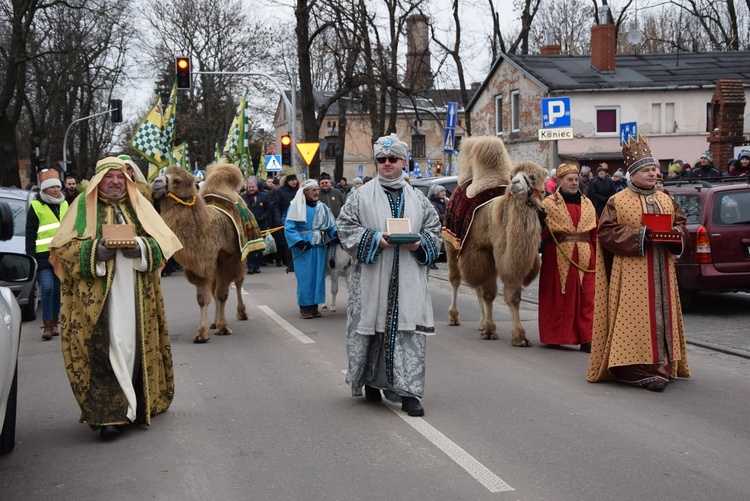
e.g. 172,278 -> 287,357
442,180 -> 507,254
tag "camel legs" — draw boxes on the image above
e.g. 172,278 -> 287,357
234,277 -> 248,321
193,280 -> 213,343
446,245 -> 462,326
328,270 -> 339,314
476,282 -> 499,340
211,275 -> 233,336
503,283 -> 531,347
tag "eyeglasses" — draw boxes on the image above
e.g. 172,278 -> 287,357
376,156 -> 401,164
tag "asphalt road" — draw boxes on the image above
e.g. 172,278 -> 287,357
1,263 -> 748,500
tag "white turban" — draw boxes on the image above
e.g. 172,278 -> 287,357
287,179 -> 319,222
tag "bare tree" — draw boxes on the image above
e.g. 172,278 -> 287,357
528,0 -> 595,54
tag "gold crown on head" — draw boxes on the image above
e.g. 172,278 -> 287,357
621,133 -> 657,174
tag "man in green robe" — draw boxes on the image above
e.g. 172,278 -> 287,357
50,157 -> 182,439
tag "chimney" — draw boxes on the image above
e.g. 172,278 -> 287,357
591,6 -> 616,72
540,27 -> 561,55
404,14 -> 433,91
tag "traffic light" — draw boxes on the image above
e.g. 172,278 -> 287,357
435,161 -> 442,174
280,134 -> 292,165
110,99 -> 122,123
176,57 -> 191,89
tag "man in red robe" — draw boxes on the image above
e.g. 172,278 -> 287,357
538,164 -> 597,352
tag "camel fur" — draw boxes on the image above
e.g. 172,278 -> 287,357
446,137 -> 546,346
152,164 -> 248,343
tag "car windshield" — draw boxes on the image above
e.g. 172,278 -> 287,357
0,197 -> 28,236
673,194 -> 702,223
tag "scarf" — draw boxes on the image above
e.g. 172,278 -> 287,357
287,179 -> 319,222
40,191 -> 65,205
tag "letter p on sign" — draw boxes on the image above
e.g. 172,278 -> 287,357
541,97 -> 571,128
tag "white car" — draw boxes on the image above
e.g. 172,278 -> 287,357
0,201 -> 37,454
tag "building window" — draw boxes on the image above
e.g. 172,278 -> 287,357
652,103 -> 662,134
494,95 -> 503,135
510,91 -> 520,133
707,102 -> 713,132
324,135 -> 338,160
596,107 -> 619,134
412,134 -> 426,158
665,103 -> 675,133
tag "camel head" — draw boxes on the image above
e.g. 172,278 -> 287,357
463,136 -> 513,197
509,161 -> 547,210
152,166 -> 197,202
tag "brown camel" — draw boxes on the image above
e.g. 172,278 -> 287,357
445,137 -> 546,346
152,164 -> 248,343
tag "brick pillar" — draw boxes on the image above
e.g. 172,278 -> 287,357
540,45 -> 561,56
708,80 -> 747,172
591,24 -> 616,73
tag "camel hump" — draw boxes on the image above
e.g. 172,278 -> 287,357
199,163 -> 244,200
460,136 -> 513,198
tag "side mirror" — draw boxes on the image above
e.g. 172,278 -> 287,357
0,253 -> 37,283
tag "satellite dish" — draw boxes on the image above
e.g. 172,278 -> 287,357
628,29 -> 642,45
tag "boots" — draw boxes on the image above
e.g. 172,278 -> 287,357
41,319 -> 54,341
51,316 -> 60,337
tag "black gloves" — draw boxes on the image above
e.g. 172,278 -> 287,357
95,239 -> 116,261
294,241 -> 312,251
537,209 -> 547,229
121,245 -> 142,259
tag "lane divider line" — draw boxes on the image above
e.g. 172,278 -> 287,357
338,371 -> 513,493
258,305 -> 315,344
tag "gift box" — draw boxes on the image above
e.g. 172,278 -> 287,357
643,214 -> 681,243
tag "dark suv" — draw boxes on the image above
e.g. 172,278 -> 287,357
667,178 -> 750,309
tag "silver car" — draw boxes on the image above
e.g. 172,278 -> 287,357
0,187 -> 40,321
0,200 -> 37,454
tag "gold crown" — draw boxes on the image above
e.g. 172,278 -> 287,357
621,133 -> 657,174
556,164 -> 579,179
38,168 -> 60,183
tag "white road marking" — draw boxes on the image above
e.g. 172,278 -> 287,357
258,305 -> 315,344
339,371 -> 513,493
389,405 -> 514,493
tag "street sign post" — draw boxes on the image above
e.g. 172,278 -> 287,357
443,102 -> 458,176
538,128 -> 574,141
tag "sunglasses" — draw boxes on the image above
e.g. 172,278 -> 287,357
376,156 -> 401,164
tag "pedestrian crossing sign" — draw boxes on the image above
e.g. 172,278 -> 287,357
265,155 -> 282,171
443,128 -> 455,153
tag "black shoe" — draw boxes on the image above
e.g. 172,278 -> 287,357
312,307 -> 321,318
100,425 -> 123,439
254,268 -> 261,274
364,385 -> 382,403
300,308 -> 313,319
247,269 -> 255,274
646,381 -> 667,392
401,397 -> 424,416
276,261 -> 283,267
429,263 -> 438,270
580,343 -> 591,353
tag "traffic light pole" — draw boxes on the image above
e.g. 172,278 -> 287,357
62,108 -> 117,176
195,71 -> 295,172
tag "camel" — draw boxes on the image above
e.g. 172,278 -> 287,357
445,136 -> 546,346
152,164 -> 249,343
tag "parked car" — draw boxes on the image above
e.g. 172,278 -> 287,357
0,201 -> 38,454
410,175 -> 459,198
666,178 -> 750,310
0,187 -> 39,321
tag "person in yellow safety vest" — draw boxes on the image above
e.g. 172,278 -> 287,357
26,168 -> 68,340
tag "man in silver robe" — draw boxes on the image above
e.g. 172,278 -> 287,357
337,134 -> 442,416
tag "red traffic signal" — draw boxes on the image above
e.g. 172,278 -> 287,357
175,57 -> 191,89
280,134 -> 292,165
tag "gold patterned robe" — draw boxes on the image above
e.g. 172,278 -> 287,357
587,188 -> 691,384
54,199 -> 175,428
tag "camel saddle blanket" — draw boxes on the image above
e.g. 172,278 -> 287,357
442,179 -> 507,254
204,194 -> 265,260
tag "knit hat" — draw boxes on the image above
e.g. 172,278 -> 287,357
700,150 -> 713,162
668,163 -> 682,174
612,169 -> 625,179
738,149 -> 750,160
373,133 -> 409,160
556,164 -> 579,179
39,169 -> 62,191
597,165 -> 607,173
621,134 -> 658,174
352,177 -> 363,185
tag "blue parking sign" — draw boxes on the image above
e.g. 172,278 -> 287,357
541,97 -> 571,128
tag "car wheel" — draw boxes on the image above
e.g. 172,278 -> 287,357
21,280 -> 39,322
678,286 -> 695,312
0,364 -> 18,455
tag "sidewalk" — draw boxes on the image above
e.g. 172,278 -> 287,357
428,262 -> 750,359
